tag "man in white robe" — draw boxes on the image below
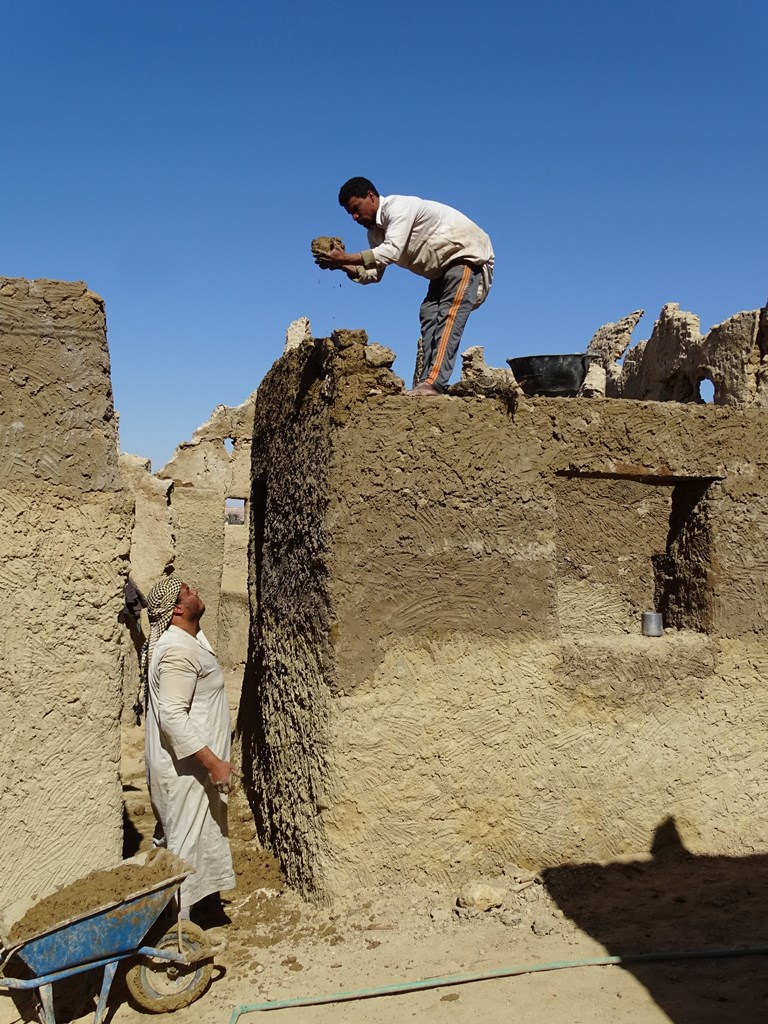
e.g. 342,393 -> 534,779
144,574 -> 236,916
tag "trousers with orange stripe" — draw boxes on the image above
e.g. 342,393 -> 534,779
418,261 -> 484,393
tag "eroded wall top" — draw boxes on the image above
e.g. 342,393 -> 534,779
587,302 -> 768,405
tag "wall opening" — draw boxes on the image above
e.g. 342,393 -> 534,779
225,497 -> 246,525
555,473 -> 716,635
224,437 -> 234,454
698,378 -> 715,403
653,478 -> 715,632
555,474 -> 671,634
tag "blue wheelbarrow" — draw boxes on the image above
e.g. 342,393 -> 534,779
0,848 -> 217,1023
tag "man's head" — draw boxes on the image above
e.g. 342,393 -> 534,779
140,574 -> 205,701
338,177 -> 380,229
147,574 -> 204,640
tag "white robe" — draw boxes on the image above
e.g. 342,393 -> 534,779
146,626 -> 235,908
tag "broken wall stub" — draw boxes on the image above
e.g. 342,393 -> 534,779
0,278 -> 131,907
118,454 -> 174,596
600,302 -> 768,405
156,396 -> 255,663
243,328 -> 768,901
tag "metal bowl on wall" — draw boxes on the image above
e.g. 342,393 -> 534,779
506,354 -> 593,397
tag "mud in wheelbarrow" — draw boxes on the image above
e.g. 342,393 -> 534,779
0,847 -> 219,1024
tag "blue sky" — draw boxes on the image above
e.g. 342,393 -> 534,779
3,0 -> 766,469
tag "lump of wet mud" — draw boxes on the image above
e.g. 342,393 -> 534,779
311,236 -> 345,256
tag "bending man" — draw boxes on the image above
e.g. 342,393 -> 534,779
315,177 -> 494,395
144,573 -> 236,919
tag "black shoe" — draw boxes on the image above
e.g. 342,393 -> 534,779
190,893 -> 231,928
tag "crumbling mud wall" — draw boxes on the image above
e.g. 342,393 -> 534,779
119,398 -> 255,723
218,521 -> 249,675
244,322 -> 768,900
0,278 -> 131,907
153,396 -> 255,659
590,302 -> 768,405
118,454 -> 174,595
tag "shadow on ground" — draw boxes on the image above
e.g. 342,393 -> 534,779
543,818 -> 768,1023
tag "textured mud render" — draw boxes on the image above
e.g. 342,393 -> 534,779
0,278 -> 130,909
243,311 -> 768,901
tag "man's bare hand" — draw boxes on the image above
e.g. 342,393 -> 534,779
209,761 -> 240,795
314,247 -> 350,270
194,745 -> 240,794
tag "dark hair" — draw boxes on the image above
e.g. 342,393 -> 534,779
338,177 -> 379,207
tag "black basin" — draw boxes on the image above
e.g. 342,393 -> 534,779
506,354 -> 592,396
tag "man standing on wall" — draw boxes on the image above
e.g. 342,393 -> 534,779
314,177 -> 494,395
143,573 -> 236,923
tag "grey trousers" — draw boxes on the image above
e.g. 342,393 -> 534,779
418,262 -> 484,392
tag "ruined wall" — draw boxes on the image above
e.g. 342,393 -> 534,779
591,302 -> 768,406
118,396 -> 255,723
155,396 -> 255,659
118,454 -> 174,595
218,523 -> 249,674
0,278 -> 131,906
245,327 -> 768,900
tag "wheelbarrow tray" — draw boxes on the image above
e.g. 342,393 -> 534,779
1,850 -> 191,977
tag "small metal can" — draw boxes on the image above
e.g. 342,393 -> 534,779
642,611 -> 663,637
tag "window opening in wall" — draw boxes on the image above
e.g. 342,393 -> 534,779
554,472 -> 717,635
653,478 -> 715,632
225,497 -> 246,525
698,378 -> 715,403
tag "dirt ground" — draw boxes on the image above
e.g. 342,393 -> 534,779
2,704 -> 768,1024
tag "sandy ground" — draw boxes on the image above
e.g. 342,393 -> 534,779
2,690 -> 768,1024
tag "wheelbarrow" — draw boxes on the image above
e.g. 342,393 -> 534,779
0,848 -> 217,1024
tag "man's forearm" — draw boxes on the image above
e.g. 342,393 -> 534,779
193,745 -> 233,785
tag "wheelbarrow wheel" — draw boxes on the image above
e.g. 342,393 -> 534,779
125,920 -> 213,1012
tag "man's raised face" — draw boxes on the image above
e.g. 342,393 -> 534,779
175,582 -> 205,618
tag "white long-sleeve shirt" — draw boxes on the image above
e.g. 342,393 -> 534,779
357,194 -> 494,305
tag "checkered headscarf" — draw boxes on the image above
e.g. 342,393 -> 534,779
136,573 -> 182,719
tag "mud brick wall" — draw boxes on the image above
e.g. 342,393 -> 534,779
0,278 -> 131,907
244,332 -> 768,900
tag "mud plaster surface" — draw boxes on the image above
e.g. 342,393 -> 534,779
0,277 -> 129,910
3,726 -> 764,1024
246,335 -> 768,903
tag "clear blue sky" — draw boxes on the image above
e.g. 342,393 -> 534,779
3,0 -> 766,469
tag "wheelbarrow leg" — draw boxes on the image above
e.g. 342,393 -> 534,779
36,982 -> 56,1024
93,960 -> 119,1024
